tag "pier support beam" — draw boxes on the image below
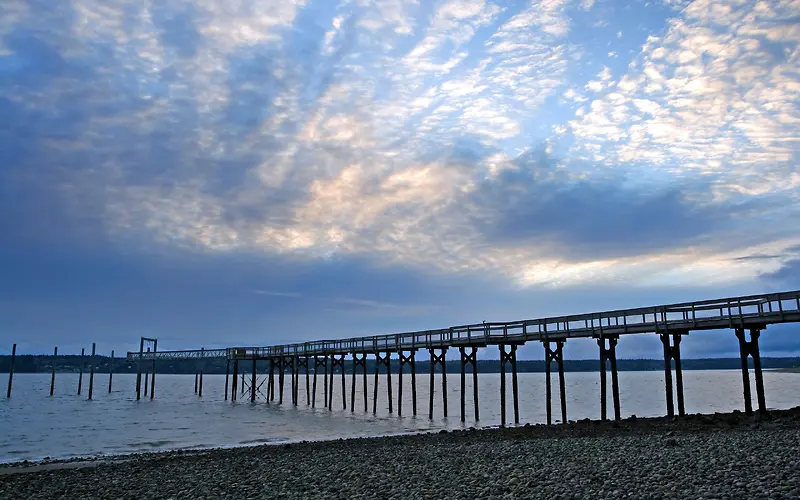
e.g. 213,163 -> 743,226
6,343 -> 15,398
50,346 -> 57,396
597,336 -> 620,421
268,357 -> 275,402
660,332 -> 686,417
297,356 -> 310,405
328,354 -> 346,410
312,355 -> 328,408
136,338 -> 144,400
372,352 -> 393,414
199,348 -> 205,398
278,356 -> 286,404
543,340 -> 567,425
459,347 -> 479,423
735,327 -> 767,415
231,359 -> 239,401
251,357 -> 257,402
224,359 -> 230,401
428,348 -> 448,419
88,343 -> 96,400
149,339 -> 157,399
351,353 -> 368,413
499,344 -> 520,426
78,348 -> 85,396
108,350 -> 114,394
397,350 -> 417,417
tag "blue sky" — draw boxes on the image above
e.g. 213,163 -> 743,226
1,0 -> 798,359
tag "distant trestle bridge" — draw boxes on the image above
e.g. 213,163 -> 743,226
114,290 -> 800,426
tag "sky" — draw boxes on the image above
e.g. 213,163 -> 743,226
0,0 -> 799,359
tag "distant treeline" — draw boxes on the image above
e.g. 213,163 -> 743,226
1,355 -> 799,374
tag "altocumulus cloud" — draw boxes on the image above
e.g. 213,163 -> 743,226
0,0 -> 798,354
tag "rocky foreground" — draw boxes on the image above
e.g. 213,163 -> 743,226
2,408 -> 800,499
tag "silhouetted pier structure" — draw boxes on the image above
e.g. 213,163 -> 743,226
114,290 -> 800,424
8,291 -> 796,425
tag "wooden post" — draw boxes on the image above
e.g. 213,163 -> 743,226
328,356 -> 335,410
598,339 -> 607,421
673,335 -> 685,417
511,345 -> 519,424
751,329 -> 766,413
6,343 -> 15,398
736,328 -> 753,415
472,347 -> 479,421
150,339 -> 157,399
88,342 -> 96,400
500,345 -> 507,426
194,372 -> 198,394
398,352 -> 404,417
362,354 -> 368,412
557,341 -> 567,424
50,346 -> 57,396
460,347 -> 466,423
241,369 -> 245,397
323,355 -> 328,408
268,358 -> 275,402
78,348 -> 85,396
609,338 -> 620,421
224,359 -> 230,401
429,349 -> 435,419
340,355 -> 346,410
441,350 -> 448,418
199,348 -> 205,398
352,355 -> 359,412
373,353 -> 381,415
231,359 -> 239,402
135,337 -> 144,400
545,343 -> 553,425
108,350 -> 114,394
410,351 -> 417,417
386,353 -> 393,414
661,333 -> 675,417
144,347 -> 150,397
279,356 -> 285,404
305,356 -> 311,405
251,356 -> 257,402
311,357 -> 317,408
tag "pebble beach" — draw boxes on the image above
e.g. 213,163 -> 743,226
2,408 -> 799,500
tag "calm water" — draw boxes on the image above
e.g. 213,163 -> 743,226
2,370 -> 799,463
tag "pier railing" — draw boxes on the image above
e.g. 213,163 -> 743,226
127,290 -> 800,361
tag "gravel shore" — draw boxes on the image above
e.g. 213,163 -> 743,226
2,408 -> 800,499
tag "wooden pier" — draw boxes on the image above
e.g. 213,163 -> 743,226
114,290 -> 800,425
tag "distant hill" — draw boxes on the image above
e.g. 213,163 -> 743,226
1,355 -> 799,374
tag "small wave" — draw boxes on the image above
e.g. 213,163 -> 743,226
128,440 -> 174,448
237,437 -> 288,445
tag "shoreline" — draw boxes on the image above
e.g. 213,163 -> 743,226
1,408 -> 798,499
2,406 -> 798,471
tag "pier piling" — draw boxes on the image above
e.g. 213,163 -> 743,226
149,339 -> 157,399
351,353 -> 367,412
6,343 -> 15,398
458,347 -> 479,422
50,346 -> 57,396
231,359 -> 239,401
597,337 -> 621,421
144,348 -> 150,397
543,340 -> 567,424
108,350 -> 114,393
88,343 -> 96,400
661,332 -> 686,417
199,348 -> 205,398
499,343 -> 520,425
78,348 -> 85,396
251,357 -> 257,402
735,327 -> 767,414
428,348 -> 448,419
135,338 -> 144,400
224,359 -> 230,401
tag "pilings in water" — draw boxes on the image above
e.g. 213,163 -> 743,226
108,350 -> 114,393
267,358 -> 275,403
372,352 -> 393,414
88,343 -> 96,400
459,347 -> 479,423
735,327 -> 766,415
312,355 -> 328,408
136,338 -> 144,401
144,348 -> 150,397
328,354 -> 346,410
199,348 -> 205,398
251,357 -> 257,402
50,346 -> 58,396
543,340 -> 567,425
397,350 -> 417,417
499,344 -> 520,426
78,348 -> 85,396
224,359 -> 230,401
351,353 -> 368,413
6,343 -> 15,398
661,332 -> 686,417
231,359 -> 239,401
428,348 -> 448,419
298,356 -> 310,405
597,336 -> 621,421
